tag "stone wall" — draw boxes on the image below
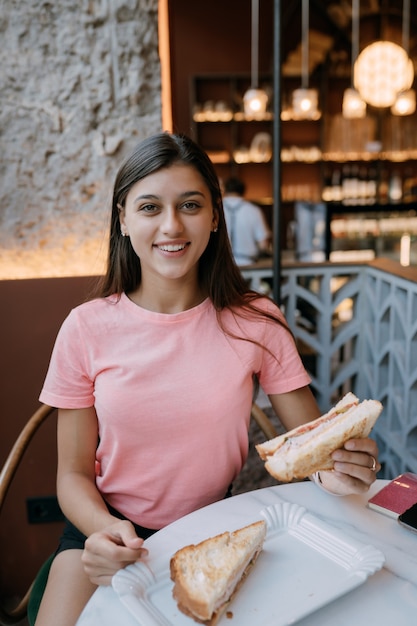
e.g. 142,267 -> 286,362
0,0 -> 162,278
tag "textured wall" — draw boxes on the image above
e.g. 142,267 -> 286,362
0,0 -> 161,278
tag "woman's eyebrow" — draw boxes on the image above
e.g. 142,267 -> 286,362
179,190 -> 206,200
133,193 -> 159,203
133,190 -> 206,203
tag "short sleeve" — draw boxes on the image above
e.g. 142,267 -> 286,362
255,300 -> 311,394
39,309 -> 95,408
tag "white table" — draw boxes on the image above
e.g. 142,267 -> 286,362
76,480 -> 417,626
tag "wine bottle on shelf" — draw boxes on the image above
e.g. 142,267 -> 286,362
403,167 -> 417,203
331,168 -> 343,203
389,171 -> 403,203
366,166 -> 377,205
350,164 -> 360,205
342,164 -> 351,205
321,167 -> 333,202
358,166 -> 368,206
378,169 -> 389,205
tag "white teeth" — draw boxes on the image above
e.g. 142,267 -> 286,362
158,244 -> 186,252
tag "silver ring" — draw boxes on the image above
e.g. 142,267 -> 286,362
369,455 -> 377,472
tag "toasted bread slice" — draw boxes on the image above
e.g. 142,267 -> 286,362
256,392 -> 359,461
170,520 -> 266,625
256,393 -> 383,482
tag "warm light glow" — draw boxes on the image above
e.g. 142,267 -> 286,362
342,87 -> 366,118
391,89 -> 416,115
292,88 -> 319,119
0,241 -> 107,280
243,88 -> 269,117
400,233 -> 411,266
158,0 -> 173,132
289,0 -> 320,121
354,41 -> 414,108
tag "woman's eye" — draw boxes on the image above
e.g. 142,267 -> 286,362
140,204 -> 159,213
181,201 -> 200,211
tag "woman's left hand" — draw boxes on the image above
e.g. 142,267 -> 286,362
318,437 -> 381,496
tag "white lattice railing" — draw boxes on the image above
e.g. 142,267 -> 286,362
243,259 -> 417,479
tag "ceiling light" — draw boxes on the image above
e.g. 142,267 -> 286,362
343,87 -> 367,119
291,0 -> 319,120
354,41 -> 414,108
292,88 -> 319,119
391,89 -> 416,115
243,0 -> 268,118
342,0 -> 366,118
391,0 -> 416,116
243,88 -> 269,117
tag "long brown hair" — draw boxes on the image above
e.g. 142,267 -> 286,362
95,132 -> 289,336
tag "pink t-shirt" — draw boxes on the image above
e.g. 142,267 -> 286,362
40,294 -> 310,529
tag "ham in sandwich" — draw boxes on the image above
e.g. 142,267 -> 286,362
256,392 -> 383,482
170,520 -> 266,625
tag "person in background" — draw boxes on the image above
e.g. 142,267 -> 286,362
35,133 -> 380,626
222,176 -> 272,266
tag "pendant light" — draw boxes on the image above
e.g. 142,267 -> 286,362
391,0 -> 416,116
391,89 -> 416,115
342,0 -> 366,119
292,0 -> 319,120
243,0 -> 268,118
354,0 -> 414,108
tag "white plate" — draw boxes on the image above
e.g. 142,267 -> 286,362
112,501 -> 385,626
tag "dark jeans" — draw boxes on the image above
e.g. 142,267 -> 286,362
55,502 -> 158,554
56,484 -> 233,554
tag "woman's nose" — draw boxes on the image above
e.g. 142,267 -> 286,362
161,208 -> 184,234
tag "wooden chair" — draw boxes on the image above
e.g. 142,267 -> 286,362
250,402 -> 278,440
0,402 -> 275,625
0,403 -> 56,625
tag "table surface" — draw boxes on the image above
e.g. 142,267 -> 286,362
76,480 -> 417,626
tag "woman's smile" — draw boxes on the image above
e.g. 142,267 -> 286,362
153,240 -> 190,255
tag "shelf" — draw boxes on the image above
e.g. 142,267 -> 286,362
281,147 -> 322,163
193,111 -> 321,123
207,150 -> 417,165
322,151 -> 417,163
326,201 -> 417,215
325,202 -> 417,260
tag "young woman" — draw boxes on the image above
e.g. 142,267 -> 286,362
36,132 -> 380,625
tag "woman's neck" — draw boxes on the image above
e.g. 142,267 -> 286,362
127,279 -> 207,314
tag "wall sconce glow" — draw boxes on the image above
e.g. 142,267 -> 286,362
354,41 -> 414,108
243,88 -> 269,117
342,87 -> 366,118
400,233 -> 411,267
391,89 -> 416,116
292,87 -> 319,119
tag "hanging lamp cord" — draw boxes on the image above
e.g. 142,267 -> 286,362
251,0 -> 259,89
301,0 -> 309,89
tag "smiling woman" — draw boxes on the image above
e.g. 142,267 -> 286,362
34,132 -> 381,626
117,163 -> 218,311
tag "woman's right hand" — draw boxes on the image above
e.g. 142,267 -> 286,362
81,519 -> 149,586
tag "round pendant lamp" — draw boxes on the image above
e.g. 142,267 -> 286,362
354,40 -> 414,108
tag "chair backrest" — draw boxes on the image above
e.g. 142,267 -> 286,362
0,403 -> 56,625
251,402 -> 278,441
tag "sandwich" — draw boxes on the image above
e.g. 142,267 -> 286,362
170,519 -> 266,625
256,392 -> 383,482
